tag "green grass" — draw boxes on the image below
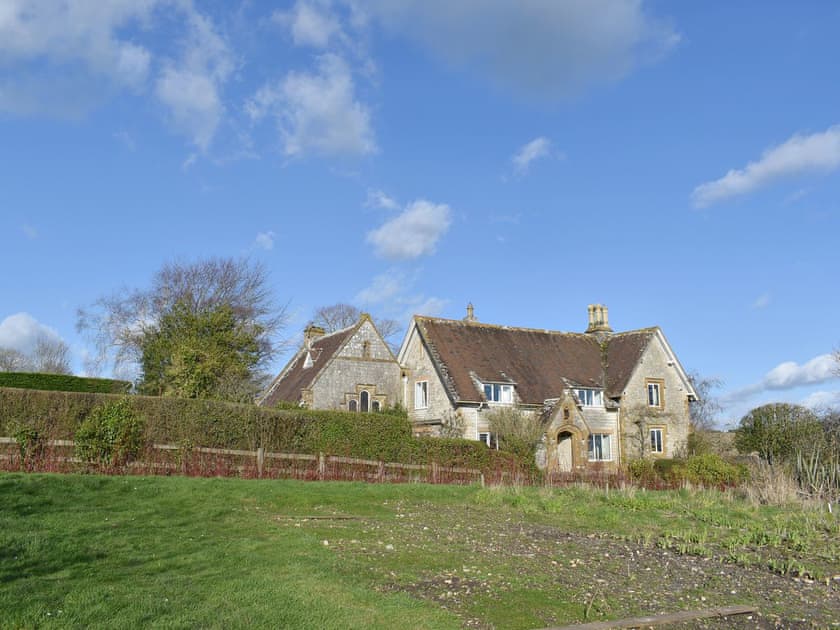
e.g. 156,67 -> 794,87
0,474 -> 462,629
2,474 -> 838,629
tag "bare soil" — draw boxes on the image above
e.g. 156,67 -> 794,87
317,502 -> 840,629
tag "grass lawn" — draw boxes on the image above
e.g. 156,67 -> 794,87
2,473 -> 838,628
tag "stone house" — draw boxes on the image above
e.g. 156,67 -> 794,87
396,304 -> 696,472
259,314 -> 402,411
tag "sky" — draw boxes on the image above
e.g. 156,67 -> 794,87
1,1 -> 839,427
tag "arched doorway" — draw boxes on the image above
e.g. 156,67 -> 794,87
556,431 -> 574,472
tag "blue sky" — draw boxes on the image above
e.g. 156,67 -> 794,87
1,1 -> 839,426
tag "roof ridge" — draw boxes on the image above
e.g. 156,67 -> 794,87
415,315 -> 656,338
313,322 -> 358,342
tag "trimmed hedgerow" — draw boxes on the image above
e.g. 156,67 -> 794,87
628,454 -> 749,488
0,387 -> 521,472
0,372 -> 131,394
75,399 -> 145,466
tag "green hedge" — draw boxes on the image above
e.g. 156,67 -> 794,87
0,387 -> 514,471
627,454 -> 749,487
0,372 -> 131,394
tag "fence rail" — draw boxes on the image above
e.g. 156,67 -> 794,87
0,437 -> 487,486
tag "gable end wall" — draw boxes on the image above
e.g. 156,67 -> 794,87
619,336 -> 691,459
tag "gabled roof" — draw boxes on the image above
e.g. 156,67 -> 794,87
259,324 -> 357,406
408,316 -> 659,405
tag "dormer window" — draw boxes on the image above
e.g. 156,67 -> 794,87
574,388 -> 603,407
483,383 -> 514,404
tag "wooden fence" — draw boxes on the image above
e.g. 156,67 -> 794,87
0,437 -> 487,486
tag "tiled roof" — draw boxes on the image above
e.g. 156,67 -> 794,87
414,316 -> 656,405
260,325 -> 356,406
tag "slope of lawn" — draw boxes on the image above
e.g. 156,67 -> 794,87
2,473 -> 838,628
0,474 -> 461,629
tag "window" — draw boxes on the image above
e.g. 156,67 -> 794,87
415,381 -> 428,409
478,432 -> 498,449
362,340 -> 371,358
646,380 -> 663,408
574,388 -> 603,407
372,401 -> 380,412
483,383 -> 514,403
360,390 -> 369,413
348,400 -> 357,412
650,428 -> 664,454
587,433 -> 612,461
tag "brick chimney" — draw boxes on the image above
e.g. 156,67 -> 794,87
585,304 -> 612,334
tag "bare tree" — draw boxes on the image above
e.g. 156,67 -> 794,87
487,407 -> 546,458
311,303 -> 401,349
0,335 -> 71,374
31,335 -> 72,374
834,347 -> 840,377
0,348 -> 33,372
687,371 -> 723,432
77,257 -> 288,383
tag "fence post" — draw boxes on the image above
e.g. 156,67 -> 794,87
480,472 -> 485,488
318,452 -> 326,480
431,462 -> 439,484
257,447 -> 265,477
378,460 -> 385,483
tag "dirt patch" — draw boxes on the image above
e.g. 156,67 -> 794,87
318,502 -> 840,629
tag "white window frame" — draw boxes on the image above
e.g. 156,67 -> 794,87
574,388 -> 603,407
587,433 -> 612,461
647,381 -> 662,408
478,432 -> 498,449
414,381 -> 428,409
650,428 -> 664,454
483,383 -> 514,404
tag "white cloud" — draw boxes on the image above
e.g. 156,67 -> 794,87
512,136 -> 554,175
247,53 -> 376,157
801,390 -> 840,410
722,353 -> 840,407
409,296 -> 447,317
0,1 -> 232,150
763,354 -> 837,390
356,0 -> 678,99
752,293 -> 771,309
365,188 -> 399,210
0,312 -> 63,354
355,271 -> 404,305
155,11 -> 234,151
692,125 -> 840,208
254,231 -> 276,250
366,199 -> 452,260
274,1 -> 342,48
156,67 -> 223,150
0,0 -> 155,92
355,269 -> 447,323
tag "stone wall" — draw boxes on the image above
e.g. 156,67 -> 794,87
619,333 -> 691,460
311,320 -> 402,410
401,325 -> 458,433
